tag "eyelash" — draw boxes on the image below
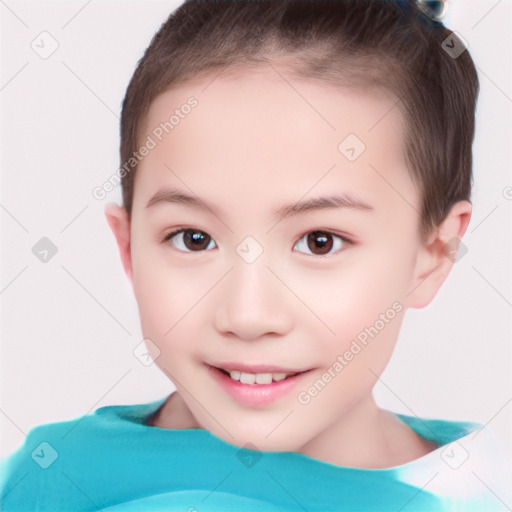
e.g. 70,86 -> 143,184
161,228 -> 353,257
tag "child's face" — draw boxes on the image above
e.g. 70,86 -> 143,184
120,67 -> 435,450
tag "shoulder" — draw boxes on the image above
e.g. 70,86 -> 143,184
0,401 -> 161,511
395,413 -> 512,511
1,415 -> 91,510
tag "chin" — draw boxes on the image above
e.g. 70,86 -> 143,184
207,420 -> 307,453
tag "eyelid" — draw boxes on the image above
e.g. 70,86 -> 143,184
295,228 -> 354,243
162,227 -> 200,243
161,227 -> 217,251
293,229 -> 354,257
162,227 -> 355,256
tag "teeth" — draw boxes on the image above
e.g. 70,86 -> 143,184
255,373 -> 272,385
240,372 -> 256,384
228,369 -> 294,384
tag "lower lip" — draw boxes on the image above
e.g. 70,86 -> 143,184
207,365 -> 312,406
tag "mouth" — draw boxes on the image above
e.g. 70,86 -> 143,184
206,363 -> 313,406
215,367 -> 299,384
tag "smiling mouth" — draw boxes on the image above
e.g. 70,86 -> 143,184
207,364 -> 313,406
214,367 -> 302,385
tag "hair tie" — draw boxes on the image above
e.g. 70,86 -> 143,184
416,0 -> 448,21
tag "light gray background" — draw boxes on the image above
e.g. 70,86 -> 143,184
1,0 -> 511,461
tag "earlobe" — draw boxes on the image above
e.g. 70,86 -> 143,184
406,200 -> 472,309
104,203 -> 133,287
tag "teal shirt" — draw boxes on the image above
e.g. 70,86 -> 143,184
1,397 -> 510,511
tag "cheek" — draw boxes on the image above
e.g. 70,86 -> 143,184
131,246 -> 185,338
294,265 -> 407,416
131,248 -> 217,357
286,251 -> 410,386
288,255 -> 406,332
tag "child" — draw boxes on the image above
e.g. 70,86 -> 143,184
1,0 -> 511,510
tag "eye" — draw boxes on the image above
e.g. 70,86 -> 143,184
293,230 -> 350,257
163,228 -> 217,252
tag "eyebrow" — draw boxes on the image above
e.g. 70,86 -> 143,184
146,188 -> 374,221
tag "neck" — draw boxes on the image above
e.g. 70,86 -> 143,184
298,393 -> 437,468
151,390 -> 437,468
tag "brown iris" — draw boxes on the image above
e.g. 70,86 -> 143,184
306,231 -> 333,256
180,229 -> 212,251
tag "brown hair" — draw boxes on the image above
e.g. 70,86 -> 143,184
120,0 -> 479,239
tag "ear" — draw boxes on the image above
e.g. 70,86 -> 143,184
104,203 -> 133,288
406,200 -> 472,309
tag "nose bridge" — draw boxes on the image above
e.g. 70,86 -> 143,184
232,253 -> 271,304
214,248 -> 292,340
230,233 -> 275,303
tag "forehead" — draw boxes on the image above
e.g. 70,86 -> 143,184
134,66 -> 414,218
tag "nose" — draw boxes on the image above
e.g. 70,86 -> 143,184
214,258 -> 294,341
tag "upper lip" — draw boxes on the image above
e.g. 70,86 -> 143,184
208,362 -> 310,374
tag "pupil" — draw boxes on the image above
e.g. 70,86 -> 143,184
185,230 -> 210,251
308,231 -> 332,255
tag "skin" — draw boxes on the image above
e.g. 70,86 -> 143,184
106,65 -> 471,469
